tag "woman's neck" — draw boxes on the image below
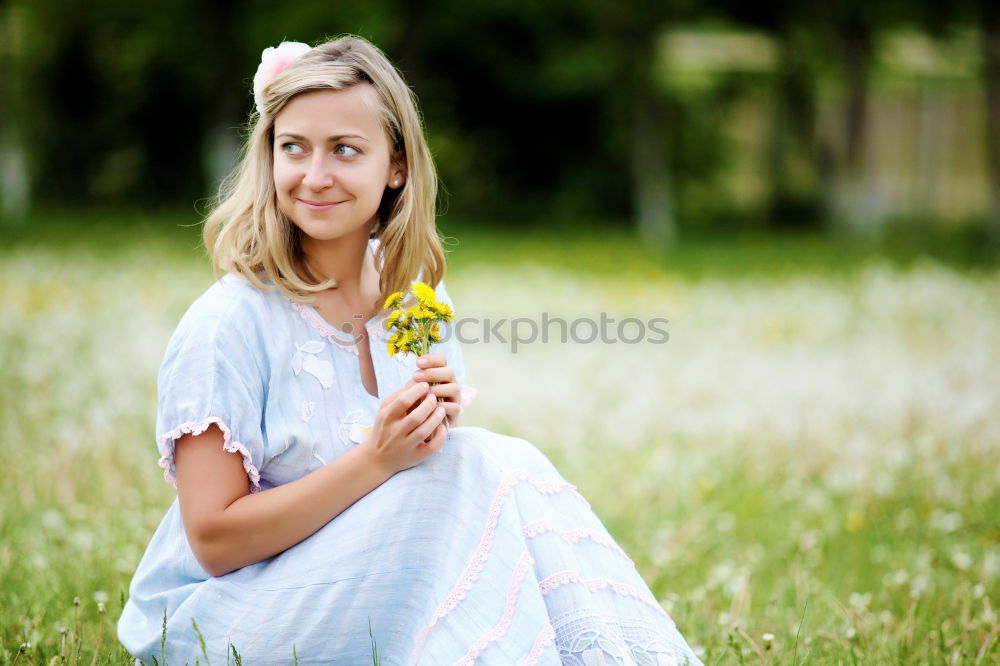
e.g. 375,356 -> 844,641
298,224 -> 377,302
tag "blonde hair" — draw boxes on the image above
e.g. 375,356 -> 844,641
203,35 -> 445,304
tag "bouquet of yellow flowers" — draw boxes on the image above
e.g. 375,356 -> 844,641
383,282 -> 455,358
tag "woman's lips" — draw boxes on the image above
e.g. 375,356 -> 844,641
298,198 -> 344,211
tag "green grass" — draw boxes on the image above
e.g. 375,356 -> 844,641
1,211 -> 998,663
5,207 -> 998,279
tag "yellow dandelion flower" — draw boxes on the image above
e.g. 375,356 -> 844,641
429,301 -> 454,322
396,330 -> 415,353
384,311 -> 403,332
407,305 -> 436,320
380,282 -> 458,359
383,291 -> 405,311
411,282 -> 436,307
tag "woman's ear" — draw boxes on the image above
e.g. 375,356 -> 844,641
389,151 -> 407,189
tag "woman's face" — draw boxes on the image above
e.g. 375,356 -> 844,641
273,86 -> 405,243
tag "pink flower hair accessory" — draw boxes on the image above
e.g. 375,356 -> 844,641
253,41 -> 312,114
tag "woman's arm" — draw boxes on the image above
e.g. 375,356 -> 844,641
174,381 -> 447,577
175,427 -> 387,577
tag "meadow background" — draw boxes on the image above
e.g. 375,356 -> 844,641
1,218 -> 998,664
3,0 -> 1000,663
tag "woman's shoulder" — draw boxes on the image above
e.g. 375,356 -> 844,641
171,273 -> 280,347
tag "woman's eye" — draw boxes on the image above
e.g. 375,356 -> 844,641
281,143 -> 304,155
335,144 -> 360,157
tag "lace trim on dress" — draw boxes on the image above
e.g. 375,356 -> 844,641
286,288 -> 478,408
453,521 -> 640,665
521,622 -> 556,666
366,319 -> 389,342
288,301 -> 364,356
453,548 -> 536,666
410,468 -> 589,664
551,608 -> 699,666
454,529 -> 676,665
538,571 -> 668,618
522,520 -> 634,565
157,417 -> 262,493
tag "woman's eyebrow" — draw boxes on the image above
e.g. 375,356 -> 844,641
275,132 -> 369,143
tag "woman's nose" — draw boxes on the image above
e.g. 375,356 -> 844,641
301,154 -> 334,191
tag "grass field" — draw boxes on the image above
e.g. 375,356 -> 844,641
1,214 -> 998,664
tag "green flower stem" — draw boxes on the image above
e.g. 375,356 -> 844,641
417,320 -> 445,403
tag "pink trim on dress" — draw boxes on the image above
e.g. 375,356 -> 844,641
538,570 -> 668,617
288,301 -> 362,356
157,417 -> 261,493
366,319 -> 389,342
519,621 -> 556,666
522,520 -> 634,565
288,298 -> 392,355
409,469 -> 588,664
453,548 -> 535,666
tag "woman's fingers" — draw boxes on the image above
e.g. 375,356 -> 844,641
401,392 -> 438,429
410,405 -> 446,445
430,381 -> 461,402
441,400 -> 462,427
386,382 -> 430,418
412,366 -> 456,384
416,353 -> 447,369
418,421 -> 448,451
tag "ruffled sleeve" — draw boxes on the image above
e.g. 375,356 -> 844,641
155,283 -> 266,493
434,279 -> 477,408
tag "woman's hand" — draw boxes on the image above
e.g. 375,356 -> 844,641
361,381 -> 448,475
412,353 -> 462,429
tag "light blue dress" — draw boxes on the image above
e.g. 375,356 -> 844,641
118,243 -> 703,666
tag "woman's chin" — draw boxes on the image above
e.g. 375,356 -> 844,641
295,222 -> 373,244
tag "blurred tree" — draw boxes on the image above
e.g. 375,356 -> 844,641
4,0 -> 397,210
11,0 -> 213,206
816,1 -> 880,232
201,0 -> 243,191
981,0 -> 1000,237
587,0 -> 681,247
379,0 -> 629,224
721,0 -> 987,234
0,1 -> 30,221
5,0 -> 989,237
813,0 -> 955,233
395,0 -> 702,246
712,2 -> 826,230
0,0 -> 716,238
889,0 -> 996,238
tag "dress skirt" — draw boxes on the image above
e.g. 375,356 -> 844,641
118,426 -> 702,665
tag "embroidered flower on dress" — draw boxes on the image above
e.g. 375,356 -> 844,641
582,647 -> 610,666
349,423 -> 373,444
292,341 -> 334,389
299,401 -> 316,423
338,409 -> 372,447
575,634 -> 626,665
